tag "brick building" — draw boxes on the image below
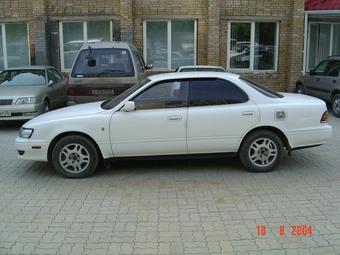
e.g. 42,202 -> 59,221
0,0 -> 311,92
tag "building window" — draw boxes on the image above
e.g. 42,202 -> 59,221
307,23 -> 340,70
143,20 -> 197,70
0,23 -> 29,70
60,21 -> 112,71
228,21 -> 279,72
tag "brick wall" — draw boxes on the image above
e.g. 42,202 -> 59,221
0,0 -> 306,91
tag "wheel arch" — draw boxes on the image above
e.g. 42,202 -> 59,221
238,126 -> 291,153
47,131 -> 104,162
331,90 -> 340,100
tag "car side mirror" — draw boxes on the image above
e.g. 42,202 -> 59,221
145,64 -> 153,70
48,80 -> 54,86
88,59 -> 96,67
121,101 -> 136,112
309,69 -> 315,75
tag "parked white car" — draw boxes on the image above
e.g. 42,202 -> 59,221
16,72 -> 332,178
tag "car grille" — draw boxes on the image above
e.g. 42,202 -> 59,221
0,99 -> 12,105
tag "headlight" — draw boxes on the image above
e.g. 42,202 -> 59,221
16,97 -> 35,105
19,128 -> 34,138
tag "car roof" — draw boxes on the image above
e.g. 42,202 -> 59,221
148,71 -> 240,81
3,65 -> 55,71
79,41 -> 133,50
178,65 -> 225,70
327,55 -> 340,60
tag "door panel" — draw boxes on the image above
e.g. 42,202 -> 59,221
110,108 -> 187,156
187,102 -> 259,153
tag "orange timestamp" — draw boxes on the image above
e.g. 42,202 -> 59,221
257,225 -> 313,237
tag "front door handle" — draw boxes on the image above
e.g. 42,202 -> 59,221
168,115 -> 182,121
333,80 -> 337,83
242,111 -> 255,116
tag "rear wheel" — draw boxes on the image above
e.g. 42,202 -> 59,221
239,130 -> 283,173
332,94 -> 340,117
51,135 -> 99,178
43,100 -> 50,113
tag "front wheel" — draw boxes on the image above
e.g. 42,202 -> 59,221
332,94 -> 340,117
239,131 -> 283,173
51,135 -> 99,178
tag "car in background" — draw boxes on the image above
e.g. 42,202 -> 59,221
0,66 -> 67,120
67,41 -> 152,105
176,65 -> 226,72
16,72 -> 331,178
296,56 -> 340,117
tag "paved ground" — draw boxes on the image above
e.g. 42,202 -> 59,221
0,116 -> 340,255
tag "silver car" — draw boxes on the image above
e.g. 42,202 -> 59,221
296,56 -> 340,117
0,66 -> 67,120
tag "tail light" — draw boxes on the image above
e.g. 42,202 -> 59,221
67,87 -> 92,96
320,111 -> 329,123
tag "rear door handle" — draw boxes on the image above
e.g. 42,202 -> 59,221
316,78 -> 320,82
333,80 -> 337,83
168,115 -> 182,121
242,111 -> 255,116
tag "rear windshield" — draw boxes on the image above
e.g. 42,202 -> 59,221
240,78 -> 283,98
71,48 -> 135,78
0,70 -> 46,86
179,68 -> 225,72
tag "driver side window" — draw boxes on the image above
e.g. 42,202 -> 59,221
133,80 -> 188,110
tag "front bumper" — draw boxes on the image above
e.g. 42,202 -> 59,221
0,103 -> 43,121
15,137 -> 49,162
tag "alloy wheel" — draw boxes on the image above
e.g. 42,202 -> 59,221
59,143 -> 90,173
248,138 -> 278,167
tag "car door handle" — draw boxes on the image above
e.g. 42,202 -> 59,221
242,111 -> 255,116
168,115 -> 182,121
333,80 -> 337,83
316,78 -> 320,82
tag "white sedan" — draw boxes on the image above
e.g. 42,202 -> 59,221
16,72 -> 332,178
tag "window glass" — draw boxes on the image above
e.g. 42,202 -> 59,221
87,21 -> 111,42
313,60 -> 330,75
146,21 -> 168,68
48,69 -> 63,84
332,24 -> 340,56
254,22 -> 277,70
63,22 -> 84,70
0,70 -> 46,86
308,24 -> 319,69
71,48 -> 134,77
240,78 -> 283,98
189,79 -> 248,107
132,50 -> 144,72
133,80 -> 188,110
325,60 -> 340,77
5,23 -> 29,68
230,23 -> 251,69
319,24 -> 331,62
171,20 -> 195,69
0,28 -> 4,70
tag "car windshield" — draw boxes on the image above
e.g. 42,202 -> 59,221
101,78 -> 151,109
71,48 -> 135,78
240,78 -> 283,98
0,69 -> 46,86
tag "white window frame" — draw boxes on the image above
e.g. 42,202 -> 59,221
227,21 -> 279,73
0,23 -> 30,69
143,19 -> 197,70
306,21 -> 340,70
59,20 -> 113,72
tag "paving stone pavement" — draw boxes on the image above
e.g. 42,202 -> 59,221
0,116 -> 340,255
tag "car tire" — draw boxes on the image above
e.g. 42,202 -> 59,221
296,84 -> 304,94
239,130 -> 283,173
51,135 -> 99,178
43,100 -> 50,113
332,94 -> 340,117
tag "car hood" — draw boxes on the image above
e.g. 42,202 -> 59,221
0,85 -> 45,98
280,92 -> 325,105
25,101 -> 106,125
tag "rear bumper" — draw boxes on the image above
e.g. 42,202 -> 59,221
0,103 -> 43,121
287,125 -> 332,149
15,137 -> 49,162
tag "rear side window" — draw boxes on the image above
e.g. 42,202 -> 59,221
325,60 -> 340,77
71,48 -> 135,78
189,78 -> 248,107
